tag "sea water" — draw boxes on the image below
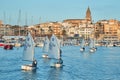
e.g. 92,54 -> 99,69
0,46 -> 120,80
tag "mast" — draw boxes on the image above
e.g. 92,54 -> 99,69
25,12 -> 27,26
24,12 -> 28,36
17,10 -> 21,36
31,16 -> 33,25
3,11 -> 6,36
9,14 -> 12,36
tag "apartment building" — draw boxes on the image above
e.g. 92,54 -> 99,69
96,19 -> 120,43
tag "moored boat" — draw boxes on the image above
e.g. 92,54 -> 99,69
0,43 -> 5,47
0,39 -> 5,47
4,44 -> 13,50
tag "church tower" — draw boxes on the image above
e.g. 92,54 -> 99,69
86,7 -> 92,21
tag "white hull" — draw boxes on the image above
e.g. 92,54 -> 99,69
80,48 -> 85,52
89,48 -> 96,53
90,49 -> 94,53
107,44 -> 113,47
21,64 -> 36,71
51,63 -> 63,68
15,43 -> 21,47
36,43 -> 44,47
42,54 -> 49,58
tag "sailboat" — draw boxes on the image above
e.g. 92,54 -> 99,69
89,38 -> 96,53
48,34 -> 63,68
42,36 -> 50,58
21,32 -> 37,71
80,38 -> 85,52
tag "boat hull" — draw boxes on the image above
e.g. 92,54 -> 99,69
89,48 -> 96,53
36,43 -> 43,47
51,63 -> 63,68
80,48 -> 84,52
4,45 -> 13,50
42,54 -> 49,58
21,64 -> 36,71
0,43 -> 5,47
15,43 -> 22,47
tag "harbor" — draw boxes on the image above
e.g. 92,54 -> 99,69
0,45 -> 120,80
0,0 -> 120,80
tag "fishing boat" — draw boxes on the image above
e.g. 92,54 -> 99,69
48,34 -> 63,68
21,32 -> 37,71
80,38 -> 85,52
42,36 -> 50,58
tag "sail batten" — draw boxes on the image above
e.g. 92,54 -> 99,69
23,32 -> 35,61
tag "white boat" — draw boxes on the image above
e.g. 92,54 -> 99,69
21,32 -> 37,71
89,38 -> 96,53
42,36 -> 50,58
106,42 -> 113,47
14,41 -> 22,47
36,42 -> 44,47
48,34 -> 63,68
80,39 -> 85,52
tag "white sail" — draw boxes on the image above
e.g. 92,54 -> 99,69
93,38 -> 96,48
81,39 -> 85,48
48,34 -> 60,59
57,38 -> 61,48
89,39 -> 94,48
42,36 -> 50,53
23,32 -> 35,61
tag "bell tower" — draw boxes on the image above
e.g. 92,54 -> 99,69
86,7 -> 92,21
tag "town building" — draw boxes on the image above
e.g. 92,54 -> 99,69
96,19 -> 120,44
62,7 -> 93,38
0,20 -> 3,25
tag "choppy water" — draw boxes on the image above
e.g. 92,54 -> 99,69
0,46 -> 120,80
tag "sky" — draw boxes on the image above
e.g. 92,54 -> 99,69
0,0 -> 120,25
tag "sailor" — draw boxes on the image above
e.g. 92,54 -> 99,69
32,59 -> 37,67
83,47 -> 85,50
60,49 -> 62,57
58,58 -> 63,64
